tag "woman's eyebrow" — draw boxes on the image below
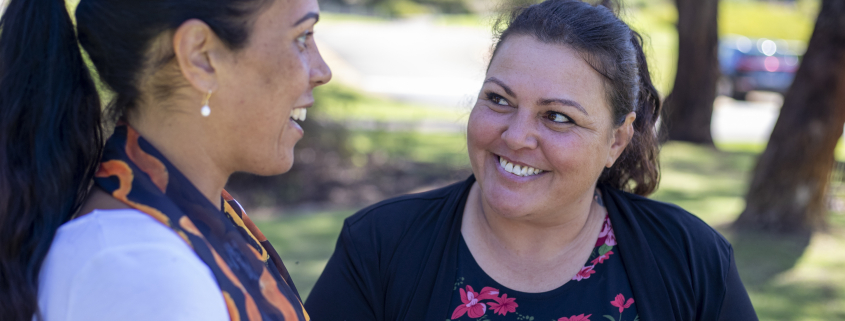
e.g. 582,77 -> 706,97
538,98 -> 588,115
484,77 -> 517,98
293,12 -> 320,27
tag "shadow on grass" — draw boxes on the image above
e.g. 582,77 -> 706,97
751,282 -> 845,321
719,226 -> 811,289
715,226 -> 845,320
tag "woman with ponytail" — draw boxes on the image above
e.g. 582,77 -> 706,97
305,1 -> 757,320
0,0 -> 330,319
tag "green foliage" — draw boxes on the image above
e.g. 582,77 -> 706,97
375,0 -> 432,17
719,0 -> 818,41
599,244 -> 612,256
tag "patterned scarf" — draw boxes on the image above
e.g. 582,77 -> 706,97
94,125 -> 308,321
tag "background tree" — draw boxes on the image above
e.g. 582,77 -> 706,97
662,0 -> 719,145
734,0 -> 845,234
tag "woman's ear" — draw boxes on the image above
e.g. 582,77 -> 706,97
606,112 -> 636,168
172,19 -> 220,93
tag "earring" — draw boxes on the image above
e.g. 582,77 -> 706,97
201,90 -> 213,117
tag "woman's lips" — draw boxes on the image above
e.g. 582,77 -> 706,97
496,154 -> 545,177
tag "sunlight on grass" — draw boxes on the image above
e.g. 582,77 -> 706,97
313,83 -> 469,123
345,130 -> 470,167
652,142 -> 754,224
718,138 -> 845,161
730,230 -> 845,320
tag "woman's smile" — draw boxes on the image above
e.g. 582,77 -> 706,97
494,154 -> 546,178
288,106 -> 309,136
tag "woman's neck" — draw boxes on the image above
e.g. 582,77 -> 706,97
462,182 -> 605,262
127,107 -> 231,206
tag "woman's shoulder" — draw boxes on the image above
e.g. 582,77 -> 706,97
39,209 -> 228,321
608,189 -> 728,244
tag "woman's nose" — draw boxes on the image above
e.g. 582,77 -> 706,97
501,112 -> 539,151
310,45 -> 332,87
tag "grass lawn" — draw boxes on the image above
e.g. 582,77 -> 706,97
255,141 -> 845,319
311,82 -> 469,124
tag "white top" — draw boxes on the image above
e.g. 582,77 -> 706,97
37,209 -> 229,321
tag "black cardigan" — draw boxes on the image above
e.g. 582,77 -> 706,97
305,176 -> 757,320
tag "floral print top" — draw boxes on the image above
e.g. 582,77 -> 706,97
448,197 -> 639,321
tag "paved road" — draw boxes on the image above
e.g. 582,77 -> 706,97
316,18 -> 783,143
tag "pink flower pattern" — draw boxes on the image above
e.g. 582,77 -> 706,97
488,293 -> 518,316
451,285 -> 488,319
572,265 -> 597,281
451,285 -> 517,319
595,218 -> 617,247
610,294 -> 635,313
451,216 -> 637,320
590,250 -> 613,265
559,314 -> 592,321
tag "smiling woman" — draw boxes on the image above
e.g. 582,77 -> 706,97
0,0 -> 329,320
305,1 -> 757,320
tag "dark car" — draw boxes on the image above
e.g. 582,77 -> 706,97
718,35 -> 804,100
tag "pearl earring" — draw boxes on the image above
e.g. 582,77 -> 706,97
201,90 -> 213,117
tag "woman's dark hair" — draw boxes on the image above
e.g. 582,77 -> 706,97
0,0 -> 270,319
491,0 -> 662,196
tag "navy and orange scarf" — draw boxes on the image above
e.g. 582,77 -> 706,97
93,125 -> 308,321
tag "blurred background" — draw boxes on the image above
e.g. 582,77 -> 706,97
219,0 -> 845,319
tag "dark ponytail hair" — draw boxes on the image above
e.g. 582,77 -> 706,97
491,0 -> 662,195
0,1 -> 102,319
0,0 -> 270,319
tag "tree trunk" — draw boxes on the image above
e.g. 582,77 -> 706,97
662,0 -> 719,145
734,0 -> 845,234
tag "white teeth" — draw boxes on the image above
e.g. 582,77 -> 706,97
290,108 -> 307,122
498,156 -> 544,177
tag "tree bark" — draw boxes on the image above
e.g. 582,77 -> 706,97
734,0 -> 845,234
662,0 -> 719,145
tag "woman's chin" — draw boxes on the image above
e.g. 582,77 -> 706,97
248,155 -> 295,177
480,186 -> 536,219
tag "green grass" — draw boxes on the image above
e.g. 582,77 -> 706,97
253,210 -> 353,300
312,83 -> 469,123
256,141 -> 845,319
344,130 -> 470,167
717,139 -> 845,161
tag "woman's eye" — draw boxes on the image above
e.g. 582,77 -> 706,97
486,93 -> 510,106
297,31 -> 313,48
547,112 -> 571,123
